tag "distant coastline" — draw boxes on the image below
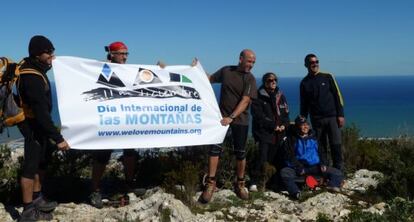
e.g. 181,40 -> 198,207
1,75 -> 413,143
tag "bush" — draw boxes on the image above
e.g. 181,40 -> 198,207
162,160 -> 200,208
46,149 -> 92,178
344,208 -> 385,222
345,197 -> 414,222
384,197 -> 414,222
342,125 -> 414,200
0,144 -> 20,203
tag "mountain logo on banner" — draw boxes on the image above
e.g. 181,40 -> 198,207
82,64 -> 201,101
97,64 -> 125,88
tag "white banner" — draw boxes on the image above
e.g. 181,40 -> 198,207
52,56 -> 227,149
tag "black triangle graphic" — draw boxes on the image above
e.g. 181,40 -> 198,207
97,72 -> 125,88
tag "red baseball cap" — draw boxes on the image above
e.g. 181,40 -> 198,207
108,41 -> 128,51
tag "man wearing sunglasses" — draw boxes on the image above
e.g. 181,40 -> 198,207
300,53 -> 345,172
18,35 -> 70,221
105,41 -> 129,64
89,41 -> 145,209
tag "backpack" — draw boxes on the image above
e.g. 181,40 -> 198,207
0,57 -> 45,134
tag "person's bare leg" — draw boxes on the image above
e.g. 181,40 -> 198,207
33,173 -> 42,193
236,159 -> 246,179
21,177 -> 34,204
208,156 -> 219,177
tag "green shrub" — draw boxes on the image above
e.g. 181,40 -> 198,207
0,144 -> 20,203
162,160 -> 200,208
383,197 -> 414,222
46,150 -> 92,178
342,124 -> 414,200
316,213 -> 333,222
344,208 -> 385,222
345,198 -> 414,222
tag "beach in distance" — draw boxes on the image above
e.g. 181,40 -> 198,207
1,75 -> 413,143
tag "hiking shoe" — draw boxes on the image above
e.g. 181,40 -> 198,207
125,180 -> 147,197
32,195 -> 58,212
292,192 -> 301,200
249,184 -> 258,192
19,207 -> 53,222
199,177 -> 216,204
130,188 -> 146,197
234,179 -> 249,200
326,186 -> 341,193
89,191 -> 103,209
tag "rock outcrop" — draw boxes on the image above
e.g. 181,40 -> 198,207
1,141 -> 389,221
0,169 -> 387,222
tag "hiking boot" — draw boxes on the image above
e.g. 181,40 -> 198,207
124,180 -> 147,197
199,177 -> 216,204
292,192 -> 301,200
19,207 -> 53,222
89,191 -> 103,209
32,195 -> 58,212
129,188 -> 146,197
234,179 -> 249,200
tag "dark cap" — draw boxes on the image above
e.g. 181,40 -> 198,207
295,115 -> 308,126
28,35 -> 55,57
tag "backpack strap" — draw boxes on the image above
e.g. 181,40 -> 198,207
16,62 -> 48,119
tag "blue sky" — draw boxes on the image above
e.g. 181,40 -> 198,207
2,0 -> 414,77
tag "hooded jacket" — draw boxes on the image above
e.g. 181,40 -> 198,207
252,86 -> 289,144
283,127 -> 328,173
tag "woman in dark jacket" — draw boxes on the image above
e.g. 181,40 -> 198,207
250,72 -> 289,191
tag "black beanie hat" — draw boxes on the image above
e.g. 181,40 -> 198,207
28,35 -> 55,57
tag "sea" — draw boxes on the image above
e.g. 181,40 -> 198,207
1,75 -> 413,143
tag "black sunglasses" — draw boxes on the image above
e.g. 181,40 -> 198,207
266,78 -> 277,83
112,52 -> 129,56
308,60 -> 319,65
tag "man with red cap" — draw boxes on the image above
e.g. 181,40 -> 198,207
105,41 -> 129,64
89,41 -> 145,209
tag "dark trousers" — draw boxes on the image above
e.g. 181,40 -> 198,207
251,141 -> 282,184
210,124 -> 248,160
311,117 -> 343,171
280,165 -> 343,196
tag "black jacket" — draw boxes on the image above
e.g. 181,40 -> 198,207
18,57 -> 63,143
252,86 -> 289,144
300,72 -> 344,119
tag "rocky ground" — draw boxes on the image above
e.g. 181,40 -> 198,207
1,141 -> 387,221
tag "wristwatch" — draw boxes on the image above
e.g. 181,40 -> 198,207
229,113 -> 236,119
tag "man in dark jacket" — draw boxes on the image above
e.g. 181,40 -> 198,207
280,116 -> 343,199
250,72 -> 289,191
300,53 -> 345,171
18,35 -> 70,221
